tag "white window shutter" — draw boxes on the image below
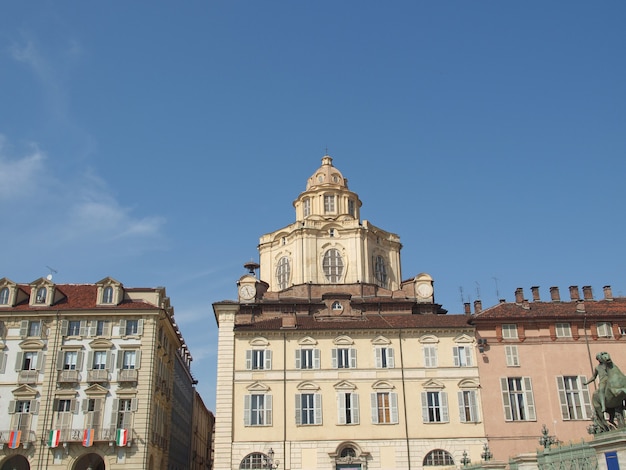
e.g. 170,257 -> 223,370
556,376 -> 568,419
387,348 -> 395,368
295,350 -> 301,369
453,347 -> 460,367
35,352 -> 44,370
331,349 -> 338,368
15,352 -> 24,371
131,398 -> 138,412
580,376 -> 592,419
265,350 -> 272,370
466,348 -> 473,366
349,348 -> 357,368
265,395 -> 273,426
103,321 -> 111,337
352,393 -> 360,424
441,392 -> 449,422
458,391 -> 467,423
244,395 -> 251,426
79,321 -> 88,337
71,399 -> 79,414
8,400 -> 16,414
501,378 -> 512,421
61,320 -> 68,336
88,320 -> 97,337
135,350 -> 142,369
87,351 -> 94,369
469,391 -> 478,422
137,319 -> 144,335
119,319 -> 126,336
31,400 -> 40,415
57,351 -> 64,371
523,377 -> 536,420
421,391 -> 429,423
117,352 -> 124,370
106,351 -> 113,371
370,393 -> 378,424
295,394 -> 302,425
246,350 -> 252,370
390,392 -> 399,424
337,393 -> 346,425
375,348 -> 382,368
314,394 -> 322,425
313,349 -> 321,369
19,320 -> 28,338
0,353 -> 6,374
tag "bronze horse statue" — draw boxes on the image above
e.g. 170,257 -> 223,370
590,352 -> 626,432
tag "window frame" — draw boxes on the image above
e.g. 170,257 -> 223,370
295,393 -> 322,426
244,394 -> 273,426
501,376 -> 536,421
371,391 -> 398,424
421,391 -> 449,423
555,322 -> 572,338
453,345 -> 472,367
502,324 -> 518,339
556,375 -> 592,420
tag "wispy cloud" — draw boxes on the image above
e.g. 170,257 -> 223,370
0,137 -> 46,200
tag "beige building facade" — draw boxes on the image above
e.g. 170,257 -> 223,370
0,276 -> 195,470
213,156 -> 487,470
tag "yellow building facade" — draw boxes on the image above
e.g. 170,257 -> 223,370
213,156 -> 486,470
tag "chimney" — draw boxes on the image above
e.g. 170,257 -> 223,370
499,299 -> 506,304
603,285 -> 614,301
515,288 -> 524,304
522,299 -> 530,310
576,300 -> 585,313
464,302 -> 471,315
474,300 -> 482,314
281,315 -> 297,329
569,286 -> 580,301
531,286 -> 540,301
550,286 -> 560,302
582,286 -> 593,300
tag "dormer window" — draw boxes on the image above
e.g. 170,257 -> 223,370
35,287 -> 47,304
0,287 -> 8,305
102,286 -> 114,304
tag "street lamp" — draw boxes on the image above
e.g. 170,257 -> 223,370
481,443 -> 492,462
539,424 -> 557,449
266,448 -> 280,469
460,450 -> 471,467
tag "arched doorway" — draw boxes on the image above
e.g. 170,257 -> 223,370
1,455 -> 30,470
73,453 -> 105,470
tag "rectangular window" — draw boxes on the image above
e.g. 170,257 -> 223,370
597,322 -> 613,338
348,199 -> 355,217
296,393 -> 321,425
337,392 -> 360,425
375,347 -> 395,368
423,345 -> 438,368
122,351 -> 137,370
453,346 -> 472,367
11,400 -> 35,432
332,348 -> 356,369
96,320 -> 108,337
63,351 -> 78,370
557,376 -> 592,420
422,391 -> 449,423
28,320 -> 41,337
117,399 -> 135,428
501,377 -> 536,421
505,345 -> 520,367
125,320 -> 139,336
324,195 -> 335,213
246,350 -> 272,370
371,392 -> 398,424
556,323 -> 572,338
458,390 -> 479,423
93,351 -> 107,370
67,320 -> 81,336
244,394 -> 272,426
502,324 -> 518,339
23,351 -> 38,370
296,349 -> 320,369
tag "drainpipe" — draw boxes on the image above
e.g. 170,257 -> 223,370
399,330 -> 411,470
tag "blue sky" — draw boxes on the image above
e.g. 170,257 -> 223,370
1,1 -> 625,409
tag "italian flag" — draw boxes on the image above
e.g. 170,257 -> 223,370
48,429 -> 61,448
8,430 -> 21,449
116,428 -> 128,447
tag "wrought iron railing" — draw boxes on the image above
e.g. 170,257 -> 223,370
48,427 -> 133,443
0,429 -> 37,445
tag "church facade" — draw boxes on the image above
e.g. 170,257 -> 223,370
213,156 -> 487,470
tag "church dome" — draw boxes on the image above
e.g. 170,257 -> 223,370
306,155 -> 348,190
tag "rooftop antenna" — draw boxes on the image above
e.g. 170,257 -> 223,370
46,266 -> 58,281
459,286 -> 465,305
475,281 -> 481,300
492,277 -> 500,299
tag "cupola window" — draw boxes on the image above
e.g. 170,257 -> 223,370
324,195 -> 335,213
276,257 -> 290,290
303,198 -> 311,217
323,249 -> 344,283
374,255 -> 387,288
348,199 -> 355,217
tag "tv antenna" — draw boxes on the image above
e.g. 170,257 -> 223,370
475,281 -> 481,299
46,266 -> 58,281
492,277 -> 500,299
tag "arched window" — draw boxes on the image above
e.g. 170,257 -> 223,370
0,287 -> 9,305
276,257 -> 290,290
323,249 -> 343,283
240,452 -> 268,469
424,449 -> 454,466
374,255 -> 387,287
102,286 -> 114,304
340,447 -> 356,458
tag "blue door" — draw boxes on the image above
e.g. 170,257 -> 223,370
606,451 -> 619,470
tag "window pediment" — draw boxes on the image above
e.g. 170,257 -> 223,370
297,381 -> 320,391
453,334 -> 474,344
84,384 -> 108,397
372,335 -> 391,345
89,338 -> 114,349
298,336 -> 318,346
419,334 -> 439,344
458,379 -> 479,389
19,339 -> 45,350
422,379 -> 445,389
249,337 -> 269,347
247,381 -> 270,392
12,384 -> 38,399
54,389 -> 78,399
372,381 -> 394,390
334,380 -> 356,391
333,335 -> 354,346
